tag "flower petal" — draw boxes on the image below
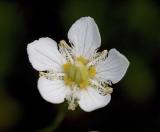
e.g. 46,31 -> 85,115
78,87 -> 111,112
27,37 -> 65,71
96,49 -> 129,84
38,77 -> 71,104
68,17 -> 101,58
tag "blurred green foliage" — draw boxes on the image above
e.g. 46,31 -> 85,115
0,2 -> 23,130
0,2 -> 24,76
0,82 -> 21,130
126,0 -> 160,40
122,54 -> 155,103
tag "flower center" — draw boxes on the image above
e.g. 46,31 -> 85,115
63,56 -> 96,89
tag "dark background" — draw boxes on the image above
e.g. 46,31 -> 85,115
0,0 -> 160,132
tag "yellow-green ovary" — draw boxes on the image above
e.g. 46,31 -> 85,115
63,59 -> 96,89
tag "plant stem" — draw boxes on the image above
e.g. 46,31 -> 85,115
40,105 -> 66,132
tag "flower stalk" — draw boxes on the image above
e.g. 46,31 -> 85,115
40,105 -> 66,132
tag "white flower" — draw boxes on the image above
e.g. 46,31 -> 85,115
27,17 -> 129,112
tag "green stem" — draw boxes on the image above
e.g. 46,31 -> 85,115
40,105 -> 66,132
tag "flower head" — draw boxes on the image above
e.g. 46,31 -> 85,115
27,17 -> 129,112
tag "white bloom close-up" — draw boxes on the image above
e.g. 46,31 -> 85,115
27,17 -> 129,112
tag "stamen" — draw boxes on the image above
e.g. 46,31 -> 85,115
39,71 -> 65,80
87,50 -> 107,67
68,97 -> 78,111
76,56 -> 89,65
66,87 -> 79,111
59,40 -> 74,64
89,79 -> 113,95
79,80 -> 88,89
88,66 -> 96,78
64,75 -> 74,86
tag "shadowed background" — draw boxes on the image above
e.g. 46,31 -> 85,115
0,0 -> 160,131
